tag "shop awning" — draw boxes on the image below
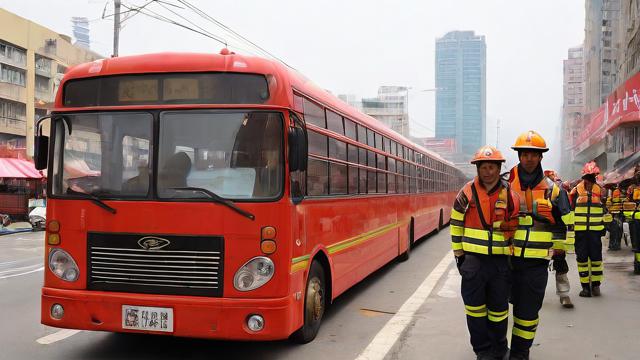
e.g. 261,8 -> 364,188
603,151 -> 640,185
0,158 -> 44,179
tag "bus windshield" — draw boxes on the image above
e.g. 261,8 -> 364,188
51,111 -> 284,200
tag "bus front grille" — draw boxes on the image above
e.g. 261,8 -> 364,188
87,233 -> 224,297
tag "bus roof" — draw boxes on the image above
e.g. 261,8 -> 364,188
59,51 -> 453,167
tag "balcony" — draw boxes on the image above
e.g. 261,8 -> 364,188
0,116 -> 26,136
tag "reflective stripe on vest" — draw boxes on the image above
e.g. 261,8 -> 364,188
574,181 -> 604,231
509,167 -> 557,259
450,179 -> 511,255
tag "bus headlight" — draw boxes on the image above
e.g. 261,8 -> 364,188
233,256 -> 274,291
48,248 -> 79,282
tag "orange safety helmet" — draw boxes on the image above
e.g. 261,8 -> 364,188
470,145 -> 506,164
511,130 -> 549,152
582,161 -> 600,176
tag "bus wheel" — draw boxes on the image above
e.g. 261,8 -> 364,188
398,219 -> 413,262
290,261 -> 326,344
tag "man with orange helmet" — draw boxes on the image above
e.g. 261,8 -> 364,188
451,145 -> 520,360
569,161 -> 606,297
507,131 -> 574,360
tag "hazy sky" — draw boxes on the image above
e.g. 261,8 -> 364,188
0,0 -> 585,169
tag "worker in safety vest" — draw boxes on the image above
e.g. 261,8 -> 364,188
627,165 -> 640,274
451,145 -> 520,360
543,170 -> 575,309
605,183 -> 624,251
507,131 -> 573,360
569,162 -> 606,297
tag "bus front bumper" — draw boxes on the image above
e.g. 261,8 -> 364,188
41,287 -> 299,340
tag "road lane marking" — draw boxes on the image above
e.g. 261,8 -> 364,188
436,268 -> 461,298
355,252 -> 453,360
0,266 -> 44,279
36,329 -> 82,345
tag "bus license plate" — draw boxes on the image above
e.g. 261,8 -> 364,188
122,305 -> 173,332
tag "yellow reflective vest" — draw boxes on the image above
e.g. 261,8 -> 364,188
571,181 -> 605,232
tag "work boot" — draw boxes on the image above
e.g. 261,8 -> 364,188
560,296 -> 574,308
509,351 -> 529,360
579,284 -> 591,297
592,285 -> 601,296
476,350 -> 494,360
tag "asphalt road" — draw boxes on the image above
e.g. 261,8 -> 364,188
0,227 -> 452,360
1,229 -> 637,360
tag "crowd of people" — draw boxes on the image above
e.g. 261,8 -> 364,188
451,130 -> 639,360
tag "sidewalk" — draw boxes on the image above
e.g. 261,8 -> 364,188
0,222 -> 34,236
389,243 -> 640,360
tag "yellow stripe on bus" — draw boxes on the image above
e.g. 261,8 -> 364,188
290,222 -> 406,273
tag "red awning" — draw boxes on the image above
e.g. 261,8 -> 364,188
0,158 -> 44,179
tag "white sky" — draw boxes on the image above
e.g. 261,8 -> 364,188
0,0 -> 585,170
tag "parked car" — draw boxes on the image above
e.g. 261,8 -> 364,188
29,207 -> 46,230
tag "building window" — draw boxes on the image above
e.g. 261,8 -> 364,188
35,55 -> 52,74
0,99 -> 26,120
0,41 -> 26,66
0,64 -> 26,86
35,75 -> 50,92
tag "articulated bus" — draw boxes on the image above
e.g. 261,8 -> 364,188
35,50 -> 466,343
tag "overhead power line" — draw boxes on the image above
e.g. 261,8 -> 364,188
120,2 -> 228,47
176,0 -> 294,68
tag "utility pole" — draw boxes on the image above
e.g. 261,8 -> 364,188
113,0 -> 121,57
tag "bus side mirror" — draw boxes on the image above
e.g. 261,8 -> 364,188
34,116 -> 51,170
288,127 -> 307,172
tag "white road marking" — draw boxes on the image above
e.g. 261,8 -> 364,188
437,268 -> 461,298
36,329 -> 82,345
0,266 -> 44,279
355,252 -> 453,360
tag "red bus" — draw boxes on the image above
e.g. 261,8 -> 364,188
35,50 -> 465,343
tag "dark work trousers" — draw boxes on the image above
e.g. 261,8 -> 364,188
631,218 -> 640,273
459,253 -> 510,356
631,218 -> 639,251
607,217 -> 622,250
575,231 -> 604,286
510,257 -> 549,358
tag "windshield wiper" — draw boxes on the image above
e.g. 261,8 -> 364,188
169,186 -> 255,221
66,189 -> 117,214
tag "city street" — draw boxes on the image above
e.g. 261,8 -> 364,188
1,229 -> 637,360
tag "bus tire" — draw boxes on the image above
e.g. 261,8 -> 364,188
290,261 -> 326,344
398,219 -> 413,262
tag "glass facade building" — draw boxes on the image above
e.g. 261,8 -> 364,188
435,31 -> 486,158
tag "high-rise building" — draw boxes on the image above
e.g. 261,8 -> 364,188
361,86 -> 409,137
560,45 -> 586,178
435,30 -> 486,161
616,0 -> 640,86
0,8 -> 102,156
71,17 -> 91,49
584,0 -> 622,112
